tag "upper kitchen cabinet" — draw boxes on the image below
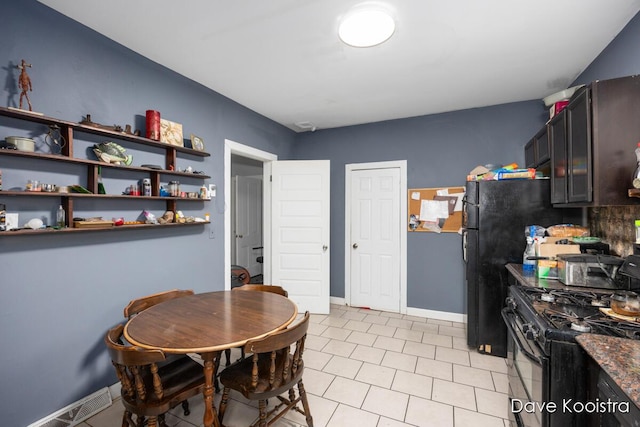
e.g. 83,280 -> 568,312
549,75 -> 640,206
525,126 -> 550,169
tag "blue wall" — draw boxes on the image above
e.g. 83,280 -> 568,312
294,9 -> 640,312
293,101 -> 547,311
0,2 -> 295,426
2,1 -> 640,426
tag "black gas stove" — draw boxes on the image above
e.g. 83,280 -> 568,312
504,266 -> 640,427
515,286 -> 640,342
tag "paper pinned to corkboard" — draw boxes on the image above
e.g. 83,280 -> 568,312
408,186 -> 465,233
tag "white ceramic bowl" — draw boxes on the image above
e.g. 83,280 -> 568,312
542,85 -> 585,107
6,136 -> 35,152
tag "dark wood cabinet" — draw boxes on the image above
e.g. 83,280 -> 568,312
549,109 -> 568,203
549,75 -> 640,206
524,138 -> 535,168
525,126 -> 550,169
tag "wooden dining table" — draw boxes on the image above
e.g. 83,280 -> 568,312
124,290 -> 298,427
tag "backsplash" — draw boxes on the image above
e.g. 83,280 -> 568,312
589,206 -> 640,256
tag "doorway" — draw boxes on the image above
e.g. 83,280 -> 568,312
345,161 -> 407,313
231,157 -> 264,281
224,140 -> 277,290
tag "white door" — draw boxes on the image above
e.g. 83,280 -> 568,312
270,160 -> 330,314
349,166 -> 402,312
234,175 -> 263,277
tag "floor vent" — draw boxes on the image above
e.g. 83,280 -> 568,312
28,387 -> 112,427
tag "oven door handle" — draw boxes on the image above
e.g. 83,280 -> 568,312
501,307 -> 544,365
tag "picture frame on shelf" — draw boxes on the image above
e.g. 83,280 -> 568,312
160,119 -> 184,147
190,134 -> 205,151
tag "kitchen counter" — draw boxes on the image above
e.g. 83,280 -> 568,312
506,263 -> 622,294
506,263 -> 582,291
576,334 -> 640,409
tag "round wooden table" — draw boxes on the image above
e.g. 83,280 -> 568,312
124,290 -> 298,427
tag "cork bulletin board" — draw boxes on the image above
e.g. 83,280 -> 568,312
408,186 -> 465,233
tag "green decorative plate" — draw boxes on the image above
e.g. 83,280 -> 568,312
571,236 -> 602,244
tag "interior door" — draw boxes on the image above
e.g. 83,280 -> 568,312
349,167 -> 401,312
234,175 -> 263,277
270,160 -> 330,314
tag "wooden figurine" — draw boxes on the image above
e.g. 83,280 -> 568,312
17,59 -> 33,111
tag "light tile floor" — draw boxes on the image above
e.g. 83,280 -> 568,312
81,304 -> 510,427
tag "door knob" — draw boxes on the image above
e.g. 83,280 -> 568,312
236,234 -> 243,238
323,245 -> 328,252
353,243 -> 358,249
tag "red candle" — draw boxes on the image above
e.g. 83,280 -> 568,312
145,110 -> 161,140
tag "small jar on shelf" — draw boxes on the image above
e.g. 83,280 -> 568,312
169,181 -> 180,197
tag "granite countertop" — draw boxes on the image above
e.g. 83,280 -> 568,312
506,263 -> 620,293
576,334 -> 640,408
506,263 -> 578,291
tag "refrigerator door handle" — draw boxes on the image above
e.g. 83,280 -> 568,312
462,230 -> 467,263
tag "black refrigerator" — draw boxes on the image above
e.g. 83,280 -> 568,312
462,179 -> 567,358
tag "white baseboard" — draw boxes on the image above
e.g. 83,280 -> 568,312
330,297 -> 466,324
405,307 -> 466,324
330,296 -> 346,306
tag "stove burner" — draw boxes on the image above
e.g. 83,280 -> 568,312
540,293 -> 556,303
570,321 -> 592,332
590,298 -> 608,307
511,285 -> 640,341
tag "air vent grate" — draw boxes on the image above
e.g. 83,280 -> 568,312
28,387 -> 112,427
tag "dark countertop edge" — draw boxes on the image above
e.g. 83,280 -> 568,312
575,334 -> 640,409
506,263 -> 620,292
506,263 -> 572,290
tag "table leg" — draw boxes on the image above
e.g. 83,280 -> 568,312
202,351 -> 221,427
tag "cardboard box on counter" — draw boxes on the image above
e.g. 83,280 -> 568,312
536,240 -> 581,279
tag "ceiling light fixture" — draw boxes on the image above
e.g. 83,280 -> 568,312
338,3 -> 396,48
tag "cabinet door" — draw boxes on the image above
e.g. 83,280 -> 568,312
549,111 -> 568,204
536,127 -> 550,165
524,139 -> 536,168
566,88 -> 592,203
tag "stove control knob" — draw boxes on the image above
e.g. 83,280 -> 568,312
522,323 -> 539,340
505,297 -> 517,310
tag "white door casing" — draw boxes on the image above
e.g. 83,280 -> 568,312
270,160 -> 330,314
345,161 -> 407,313
234,175 -> 263,277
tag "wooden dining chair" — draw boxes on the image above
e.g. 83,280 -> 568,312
232,284 -> 288,297
227,284 -> 290,363
104,324 -> 206,427
218,311 -> 313,427
123,288 -> 229,392
123,289 -> 195,319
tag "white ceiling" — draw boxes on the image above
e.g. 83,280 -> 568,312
38,0 -> 640,132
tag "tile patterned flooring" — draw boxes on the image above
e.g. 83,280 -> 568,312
81,304 -> 510,427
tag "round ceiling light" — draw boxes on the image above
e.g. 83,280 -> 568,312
338,5 -> 396,48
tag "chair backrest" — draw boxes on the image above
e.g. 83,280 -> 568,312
123,289 -> 194,319
232,284 -> 288,297
104,324 -> 167,402
243,312 -> 309,389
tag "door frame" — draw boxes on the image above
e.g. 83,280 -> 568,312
345,160 -> 408,313
224,139 -> 277,289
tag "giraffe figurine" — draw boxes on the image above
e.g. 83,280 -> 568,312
17,59 -> 33,111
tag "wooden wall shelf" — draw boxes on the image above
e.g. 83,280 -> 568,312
0,221 -> 210,237
0,106 -> 212,233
